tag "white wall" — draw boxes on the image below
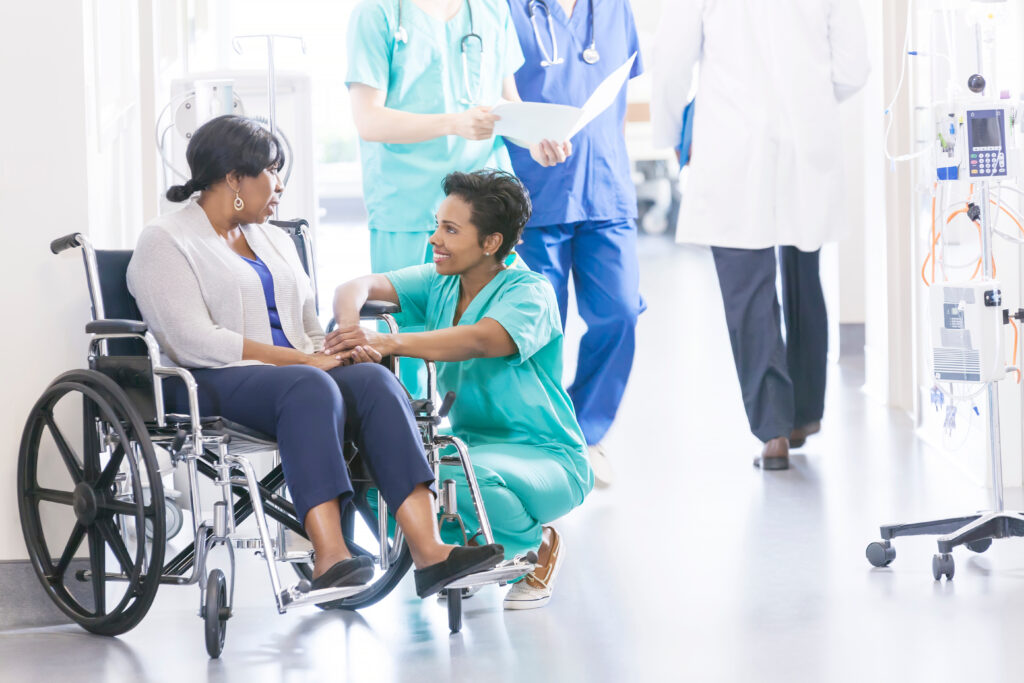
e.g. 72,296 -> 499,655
0,5 -> 95,561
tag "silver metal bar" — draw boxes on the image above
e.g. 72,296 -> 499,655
424,359 -> 437,404
279,583 -> 367,610
226,454 -> 287,613
155,366 -> 203,450
446,561 -> 535,589
434,435 -> 494,544
377,490 -> 390,572
978,185 -> 1005,511
77,235 -> 105,321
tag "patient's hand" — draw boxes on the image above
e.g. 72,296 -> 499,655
303,352 -> 346,371
324,325 -> 394,357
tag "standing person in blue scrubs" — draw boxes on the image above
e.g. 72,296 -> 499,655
346,0 -> 571,397
505,0 -> 644,486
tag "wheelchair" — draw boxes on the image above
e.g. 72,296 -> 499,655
18,221 -> 535,657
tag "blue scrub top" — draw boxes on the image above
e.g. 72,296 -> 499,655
506,0 -> 643,227
346,0 -> 525,232
240,255 -> 294,349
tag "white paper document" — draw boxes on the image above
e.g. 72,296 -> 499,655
492,53 -> 637,146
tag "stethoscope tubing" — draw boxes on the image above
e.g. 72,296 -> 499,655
527,0 -> 598,67
393,0 -> 484,105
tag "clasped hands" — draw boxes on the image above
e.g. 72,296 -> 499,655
320,324 -> 393,366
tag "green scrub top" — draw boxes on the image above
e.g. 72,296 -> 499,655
346,0 -> 525,232
386,255 -> 593,494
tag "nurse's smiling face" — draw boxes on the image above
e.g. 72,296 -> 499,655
429,194 -> 503,276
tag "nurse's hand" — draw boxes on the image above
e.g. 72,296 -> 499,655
452,106 -> 499,140
530,139 -> 572,167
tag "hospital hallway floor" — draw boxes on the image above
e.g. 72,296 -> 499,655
6,236 -> 1024,683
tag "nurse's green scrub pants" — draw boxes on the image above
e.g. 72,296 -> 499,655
438,443 -> 586,559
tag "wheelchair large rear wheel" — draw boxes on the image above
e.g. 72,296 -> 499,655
294,482 -> 412,610
18,369 -> 166,636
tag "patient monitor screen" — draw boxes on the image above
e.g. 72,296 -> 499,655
970,114 -> 1002,150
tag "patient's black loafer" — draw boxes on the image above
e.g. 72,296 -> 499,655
414,544 -> 505,598
312,556 -> 375,590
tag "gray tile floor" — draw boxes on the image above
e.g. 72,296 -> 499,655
4,238 -> 1024,683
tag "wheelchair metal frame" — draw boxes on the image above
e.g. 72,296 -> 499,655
29,228 -> 535,656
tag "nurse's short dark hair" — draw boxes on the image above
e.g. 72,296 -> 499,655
442,170 -> 532,261
165,115 -> 286,202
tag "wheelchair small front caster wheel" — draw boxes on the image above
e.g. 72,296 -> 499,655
205,569 -> 230,658
447,588 -> 463,633
932,553 -> 955,581
966,539 -> 992,554
865,541 -> 896,568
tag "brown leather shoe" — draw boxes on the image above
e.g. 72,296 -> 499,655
755,436 -> 790,470
789,421 -> 821,449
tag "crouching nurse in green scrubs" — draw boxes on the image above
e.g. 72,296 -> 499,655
327,170 -> 592,610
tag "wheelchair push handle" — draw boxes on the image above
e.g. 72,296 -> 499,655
438,391 -> 456,419
50,233 -> 83,254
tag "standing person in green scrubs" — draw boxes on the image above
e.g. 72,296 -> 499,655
346,0 -> 571,396
326,170 -> 593,610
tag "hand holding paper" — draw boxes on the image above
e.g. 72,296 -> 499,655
492,53 -> 638,147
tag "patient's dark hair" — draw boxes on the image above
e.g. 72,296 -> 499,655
442,170 -> 532,261
166,115 -> 286,202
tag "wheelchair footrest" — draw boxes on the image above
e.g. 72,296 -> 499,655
445,559 -> 535,590
279,582 -> 368,610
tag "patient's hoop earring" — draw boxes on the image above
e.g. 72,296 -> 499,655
233,191 -> 244,211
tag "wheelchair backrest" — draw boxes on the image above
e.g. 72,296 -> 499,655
95,249 -> 146,356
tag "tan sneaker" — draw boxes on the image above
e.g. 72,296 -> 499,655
587,444 -> 614,488
503,527 -> 563,610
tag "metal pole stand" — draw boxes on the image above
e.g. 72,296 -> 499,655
865,184 -> 1024,580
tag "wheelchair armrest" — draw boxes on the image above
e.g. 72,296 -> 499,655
86,319 -> 148,335
360,300 -> 400,317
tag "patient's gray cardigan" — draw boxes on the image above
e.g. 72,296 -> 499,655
127,200 -> 324,368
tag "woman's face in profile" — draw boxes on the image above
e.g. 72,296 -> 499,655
429,194 -> 497,276
237,165 -> 283,223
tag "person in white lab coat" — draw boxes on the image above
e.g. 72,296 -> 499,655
651,0 -> 870,469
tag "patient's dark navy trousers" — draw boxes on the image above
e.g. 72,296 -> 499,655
163,362 -> 434,525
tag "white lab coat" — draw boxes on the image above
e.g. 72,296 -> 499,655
651,0 -> 870,251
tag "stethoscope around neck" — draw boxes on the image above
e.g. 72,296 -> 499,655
528,0 -> 599,67
393,0 -> 483,106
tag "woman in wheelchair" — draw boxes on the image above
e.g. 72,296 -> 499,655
327,170 -> 594,610
126,115 -> 504,597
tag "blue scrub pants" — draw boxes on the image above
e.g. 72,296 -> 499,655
516,218 -> 644,445
162,363 -> 435,526
710,246 -> 828,442
370,229 -> 434,399
438,444 -> 586,560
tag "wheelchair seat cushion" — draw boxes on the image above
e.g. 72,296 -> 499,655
165,413 -> 276,448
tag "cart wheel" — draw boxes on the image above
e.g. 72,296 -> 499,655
18,369 -> 165,636
865,541 -> 896,567
447,588 -> 463,633
204,569 -> 229,658
966,538 -> 992,554
932,553 -> 955,581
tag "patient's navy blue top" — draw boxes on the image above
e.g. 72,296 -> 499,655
240,255 -> 293,349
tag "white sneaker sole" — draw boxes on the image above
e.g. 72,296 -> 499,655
503,532 -> 563,611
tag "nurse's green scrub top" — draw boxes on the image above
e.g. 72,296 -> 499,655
346,0 -> 525,232
386,256 -> 593,495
